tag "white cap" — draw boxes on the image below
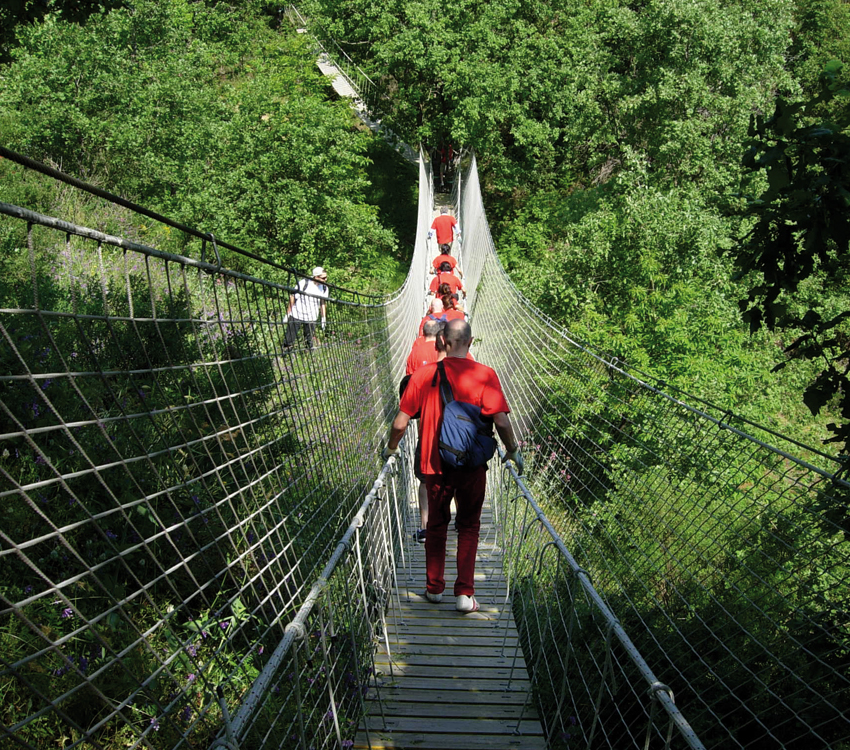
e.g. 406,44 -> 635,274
312,266 -> 326,278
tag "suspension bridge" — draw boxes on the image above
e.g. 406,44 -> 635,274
1,12 -> 849,750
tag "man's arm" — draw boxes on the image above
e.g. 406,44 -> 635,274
493,411 -> 524,473
383,410 -> 412,459
286,294 -> 295,315
493,412 -> 517,451
388,410 -> 411,449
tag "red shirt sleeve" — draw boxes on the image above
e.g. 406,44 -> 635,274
479,369 -> 510,416
399,365 -> 429,417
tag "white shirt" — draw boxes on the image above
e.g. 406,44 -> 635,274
290,278 -> 329,322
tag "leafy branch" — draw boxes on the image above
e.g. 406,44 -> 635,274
733,61 -> 850,452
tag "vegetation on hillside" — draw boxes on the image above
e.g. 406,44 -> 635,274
306,0 -> 850,454
0,0 -> 414,291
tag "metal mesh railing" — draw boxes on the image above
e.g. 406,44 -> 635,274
461,151 -> 850,749
0,145 -> 432,748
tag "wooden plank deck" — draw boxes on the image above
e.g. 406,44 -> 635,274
354,503 -> 547,749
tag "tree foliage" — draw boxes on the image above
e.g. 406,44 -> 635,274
307,0 -> 850,450
0,0 -> 406,290
734,61 -> 850,450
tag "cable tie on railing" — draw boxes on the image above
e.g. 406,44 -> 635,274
572,566 -> 593,585
284,621 -> 308,641
718,410 -> 733,430
649,682 -> 675,702
534,541 -> 559,575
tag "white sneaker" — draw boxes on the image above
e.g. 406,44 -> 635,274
425,591 -> 442,603
456,594 -> 479,613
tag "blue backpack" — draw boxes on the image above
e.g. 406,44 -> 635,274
433,361 -> 497,470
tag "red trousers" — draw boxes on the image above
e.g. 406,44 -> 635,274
424,466 -> 487,597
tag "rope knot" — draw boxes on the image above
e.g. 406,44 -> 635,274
284,621 -> 307,641
649,682 -> 674,703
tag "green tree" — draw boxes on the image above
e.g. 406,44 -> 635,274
0,0 -> 404,289
733,61 -> 850,451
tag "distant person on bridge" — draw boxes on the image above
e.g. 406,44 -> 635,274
429,262 -> 464,298
418,295 -> 464,336
439,290 -> 466,321
431,244 -> 462,278
404,318 -> 445,545
383,320 -> 524,613
428,207 -> 460,249
283,267 -> 328,351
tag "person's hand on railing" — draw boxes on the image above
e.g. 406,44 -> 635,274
502,445 -> 524,475
381,445 -> 399,461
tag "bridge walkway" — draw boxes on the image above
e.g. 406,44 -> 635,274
354,496 -> 546,749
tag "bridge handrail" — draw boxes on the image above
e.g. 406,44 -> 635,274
215,456 -> 404,747
498,453 -> 705,749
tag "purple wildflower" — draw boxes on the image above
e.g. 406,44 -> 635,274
187,673 -> 195,682
219,621 -> 229,630
150,717 -> 160,732
187,645 -> 197,657
105,530 -> 118,540
61,607 -> 74,619
342,741 -> 354,749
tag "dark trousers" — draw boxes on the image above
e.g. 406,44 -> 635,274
284,319 -> 315,350
424,466 -> 487,597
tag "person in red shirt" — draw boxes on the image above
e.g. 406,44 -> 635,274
406,320 -> 442,376
383,320 -> 524,613
439,289 -> 466,322
404,319 -> 444,544
431,244 -> 462,278
418,298 -> 445,337
429,263 -> 464,297
428,207 -> 460,249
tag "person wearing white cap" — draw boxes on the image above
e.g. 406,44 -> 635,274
284,266 -> 329,351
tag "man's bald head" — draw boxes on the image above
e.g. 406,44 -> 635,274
444,319 -> 472,348
429,298 -> 444,314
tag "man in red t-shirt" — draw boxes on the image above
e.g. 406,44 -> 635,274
404,319 -> 443,544
406,320 -> 441,376
383,320 -> 524,613
428,207 -> 460,248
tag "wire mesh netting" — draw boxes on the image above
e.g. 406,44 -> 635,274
0,147 -> 431,748
461,151 -> 850,749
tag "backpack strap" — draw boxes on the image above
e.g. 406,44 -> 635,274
433,360 -> 454,405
